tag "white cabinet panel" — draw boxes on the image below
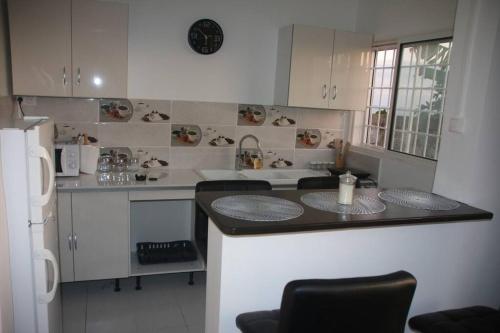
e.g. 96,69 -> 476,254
274,25 -> 373,110
57,192 -> 74,282
72,191 -> 129,281
8,0 -> 72,96
330,31 -> 373,111
72,0 -> 128,98
288,25 -> 334,109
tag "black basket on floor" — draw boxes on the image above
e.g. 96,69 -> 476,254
136,240 -> 197,265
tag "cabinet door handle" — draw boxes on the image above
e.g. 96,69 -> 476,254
76,68 -> 81,86
331,85 -> 337,100
68,234 -> 73,251
73,234 -> 78,250
63,67 -> 67,86
322,84 -> 327,99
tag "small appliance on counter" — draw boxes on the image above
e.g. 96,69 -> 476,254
54,142 -> 80,176
80,144 -> 99,175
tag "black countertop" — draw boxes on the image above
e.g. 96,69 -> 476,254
195,189 -> 493,236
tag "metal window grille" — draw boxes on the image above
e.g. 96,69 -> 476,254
363,46 -> 397,148
389,38 -> 452,160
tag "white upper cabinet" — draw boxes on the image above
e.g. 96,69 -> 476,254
274,25 -> 373,111
330,31 -> 373,111
8,0 -> 72,97
288,25 -> 334,109
8,0 -> 128,98
72,0 -> 128,98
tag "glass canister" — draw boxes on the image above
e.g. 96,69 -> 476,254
338,170 -> 357,205
128,156 -> 140,172
97,154 -> 113,173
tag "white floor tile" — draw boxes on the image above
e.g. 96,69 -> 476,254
61,282 -> 87,333
187,325 -> 204,333
150,325 -> 189,333
61,274 -> 206,333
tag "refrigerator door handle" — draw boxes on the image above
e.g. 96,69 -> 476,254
34,248 -> 59,304
36,146 -> 55,207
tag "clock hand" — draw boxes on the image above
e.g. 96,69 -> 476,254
196,28 -> 208,41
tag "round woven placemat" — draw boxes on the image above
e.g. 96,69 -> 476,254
378,189 -> 459,210
211,195 -> 304,221
301,192 -> 386,215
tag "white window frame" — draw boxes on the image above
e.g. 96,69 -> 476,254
388,37 -> 452,160
362,44 -> 398,149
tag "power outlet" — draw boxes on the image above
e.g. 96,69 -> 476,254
22,96 -> 37,106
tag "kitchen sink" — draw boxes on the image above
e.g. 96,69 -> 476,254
197,169 -> 330,186
239,169 -> 330,185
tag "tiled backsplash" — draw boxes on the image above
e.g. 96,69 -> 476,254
22,97 -> 348,170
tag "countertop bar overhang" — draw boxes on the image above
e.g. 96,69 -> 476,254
195,188 -> 493,235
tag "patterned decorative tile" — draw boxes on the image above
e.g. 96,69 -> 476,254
263,106 -> 297,127
295,128 -> 322,149
130,147 -> 170,170
55,122 -> 99,145
200,125 -> 236,147
262,149 -> 295,169
26,97 -> 350,171
130,99 -> 171,123
237,104 -> 266,126
318,129 -> 343,149
295,128 -> 343,149
171,124 -> 202,147
99,99 -> 134,122
172,101 -> 236,125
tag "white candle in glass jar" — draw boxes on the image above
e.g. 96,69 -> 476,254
338,170 -> 357,205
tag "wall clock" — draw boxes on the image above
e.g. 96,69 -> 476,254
188,19 -> 224,55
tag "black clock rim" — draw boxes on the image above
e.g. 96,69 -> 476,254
188,18 -> 224,55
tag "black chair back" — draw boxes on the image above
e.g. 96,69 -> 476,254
297,176 -> 340,190
278,271 -> 417,333
195,180 -> 272,262
196,180 -> 272,192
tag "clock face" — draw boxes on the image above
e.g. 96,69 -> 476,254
188,19 -> 224,55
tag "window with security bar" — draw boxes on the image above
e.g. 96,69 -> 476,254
364,46 -> 397,148
389,38 -> 452,160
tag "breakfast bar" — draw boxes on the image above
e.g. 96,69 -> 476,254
195,189 -> 493,333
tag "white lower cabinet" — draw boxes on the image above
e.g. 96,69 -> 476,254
57,191 -> 129,282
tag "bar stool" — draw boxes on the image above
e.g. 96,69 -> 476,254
297,176 -> 340,190
409,306 -> 500,332
236,270 -> 417,333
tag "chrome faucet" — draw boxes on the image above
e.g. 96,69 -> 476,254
237,134 -> 263,170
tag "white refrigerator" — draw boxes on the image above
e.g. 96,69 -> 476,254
0,118 -> 62,333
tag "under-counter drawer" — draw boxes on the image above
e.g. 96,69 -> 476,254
129,189 -> 195,201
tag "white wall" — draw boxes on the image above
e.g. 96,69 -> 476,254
208,218 -> 496,333
0,0 -> 10,97
356,0 -> 457,42
352,0 -> 458,191
0,154 -> 13,333
433,0 -> 500,306
0,0 -> 13,330
127,0 -> 359,104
